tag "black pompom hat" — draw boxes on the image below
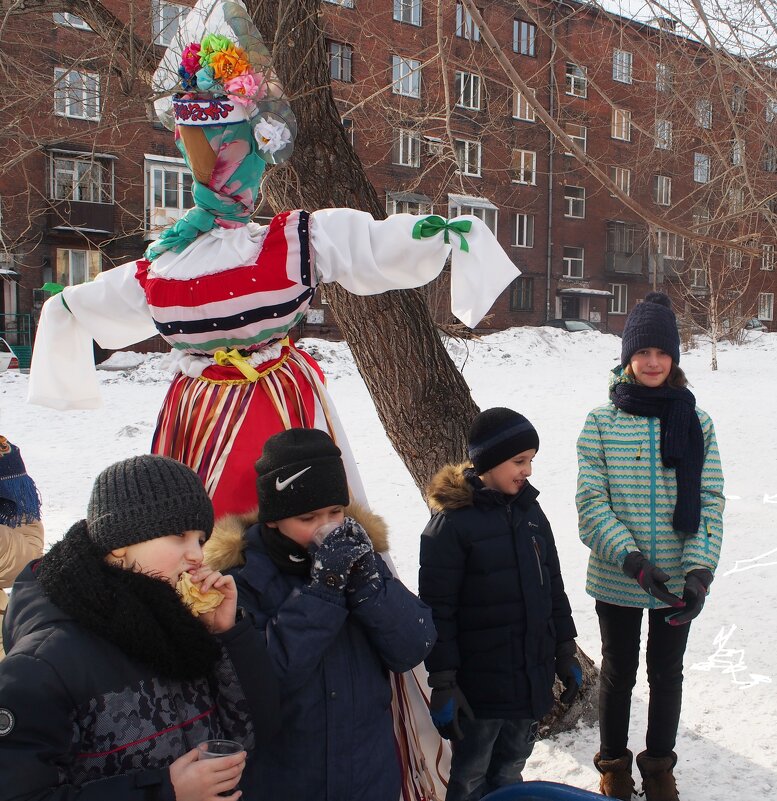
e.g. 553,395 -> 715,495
620,291 -> 680,367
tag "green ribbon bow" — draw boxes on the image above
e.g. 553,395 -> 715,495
411,215 -> 472,252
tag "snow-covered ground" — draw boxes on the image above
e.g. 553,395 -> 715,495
2,327 -> 775,799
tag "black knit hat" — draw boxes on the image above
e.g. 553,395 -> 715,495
468,408 -> 540,474
86,455 -> 214,553
255,428 -> 349,524
620,291 -> 680,366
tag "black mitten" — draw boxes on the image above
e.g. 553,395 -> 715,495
622,552 -> 685,608
667,569 -> 713,625
428,670 -> 474,741
308,524 -> 371,595
555,640 -> 583,704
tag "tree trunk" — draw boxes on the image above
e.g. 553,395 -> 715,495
250,0 -> 477,491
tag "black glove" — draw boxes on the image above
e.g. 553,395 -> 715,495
428,670 -> 474,741
308,521 -> 372,595
555,641 -> 583,705
667,569 -> 713,625
622,552 -> 685,608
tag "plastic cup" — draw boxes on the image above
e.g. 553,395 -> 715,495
311,521 -> 341,547
198,740 -> 244,797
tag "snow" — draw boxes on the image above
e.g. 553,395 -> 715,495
2,327 -> 776,798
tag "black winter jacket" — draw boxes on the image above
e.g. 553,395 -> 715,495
0,563 -> 278,801
419,465 -> 577,720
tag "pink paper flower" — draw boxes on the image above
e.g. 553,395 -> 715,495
181,43 -> 202,75
224,72 -> 267,106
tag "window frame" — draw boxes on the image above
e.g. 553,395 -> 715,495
564,185 -> 585,218
657,229 -> 684,260
328,41 -> 353,82
392,128 -> 421,167
695,98 -> 713,129
655,118 -> 673,150
562,246 -> 585,278
455,71 -> 482,111
762,244 -> 776,271
455,2 -> 480,41
51,153 -> 113,203
609,283 -> 628,314
391,55 -> 421,97
655,175 -> 672,206
152,0 -> 188,47
513,88 -> 536,122
455,138 -> 482,177
694,152 -> 711,183
393,0 -> 422,26
55,248 -> 101,287
513,19 -> 536,57
656,62 -> 671,92
609,165 -> 631,196
611,108 -> 631,141
510,276 -> 534,311
54,68 -> 100,121
449,196 -> 497,234
613,49 -> 633,84
564,123 -> 587,155
53,11 -> 91,29
758,292 -> 774,320
514,213 -> 534,247
512,149 -> 537,185
565,63 -> 588,98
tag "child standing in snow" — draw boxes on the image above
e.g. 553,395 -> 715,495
203,428 -> 435,801
576,292 -> 725,801
0,454 -> 279,801
419,408 -> 580,801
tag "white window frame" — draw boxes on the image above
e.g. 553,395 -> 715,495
691,266 -> 707,288
323,0 -> 355,6
731,85 -> 746,113
393,0 -> 422,26
656,62 -> 671,92
758,292 -> 774,320
145,155 -> 194,234
386,193 -> 432,215
565,63 -> 587,98
726,248 -> 743,269
51,154 -> 113,203
655,119 -> 672,150
455,71 -> 482,110
449,195 -> 497,234
764,145 -> 777,173
655,175 -> 672,206
392,129 -> 420,167
767,98 -> 777,123
454,139 -> 482,177
609,283 -> 628,314
152,0 -> 188,47
512,149 -> 536,185
694,152 -> 711,183
732,139 -> 744,166
328,41 -> 352,82
391,55 -> 421,97
455,2 -> 480,41
513,19 -> 536,56
657,229 -> 684,260
611,108 -> 631,141
564,123 -> 587,155
514,213 -> 534,247
513,89 -> 536,122
696,98 -> 713,129
53,12 -> 91,29
54,69 -> 100,121
609,166 -> 631,196
563,246 -> 584,278
55,248 -> 101,287
564,185 -> 585,218
728,187 -> 744,213
613,49 -> 633,84
762,244 -> 775,271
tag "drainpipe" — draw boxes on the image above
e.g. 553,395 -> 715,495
546,8 -> 557,321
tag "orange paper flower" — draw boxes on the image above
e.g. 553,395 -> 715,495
209,46 -> 250,81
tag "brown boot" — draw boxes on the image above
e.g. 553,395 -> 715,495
593,750 -> 636,800
636,751 -> 679,801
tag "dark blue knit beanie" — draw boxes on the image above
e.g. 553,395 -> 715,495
620,291 -> 680,367
468,407 -> 539,474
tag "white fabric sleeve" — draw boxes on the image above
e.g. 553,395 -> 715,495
309,210 -> 520,328
27,262 -> 157,410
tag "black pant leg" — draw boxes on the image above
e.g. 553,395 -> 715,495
596,600 -> 644,759
644,606 -> 692,757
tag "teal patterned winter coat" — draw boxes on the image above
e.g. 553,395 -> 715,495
576,367 -> 725,608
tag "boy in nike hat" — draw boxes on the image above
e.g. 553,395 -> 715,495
204,428 -> 435,801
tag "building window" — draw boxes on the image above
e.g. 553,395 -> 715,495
51,155 -> 112,202
726,248 -> 743,269
695,98 -> 713,129
657,229 -> 684,260
53,12 -> 91,29
731,85 -> 746,114
764,145 -> 777,173
323,0 -> 355,6
656,62 -> 671,92
455,139 -> 482,176
56,248 -> 101,287
514,213 -> 534,247
386,193 -> 432,215
694,152 -> 711,183
146,157 -> 193,232
392,129 -> 420,167
564,123 -> 587,155
565,63 -> 587,98
762,244 -> 775,271
328,42 -> 352,82
152,0 -> 188,47
563,246 -> 584,278
564,185 -> 585,218
393,0 -> 421,25
655,119 -> 672,150
513,89 -> 536,122
455,72 -> 482,110
611,108 -> 631,141
732,139 -> 744,166
391,56 -> 421,97
655,175 -> 672,206
513,19 -> 536,56
510,277 -> 534,311
449,197 -> 497,233
54,69 -> 100,121
693,205 -> 710,231
610,283 -> 628,314
758,292 -> 774,320
609,166 -> 631,196
691,267 -> 707,288
607,221 -> 637,253
511,149 -> 536,185
767,98 -> 777,123
455,2 -> 480,40
613,49 -> 633,83
727,187 -> 744,213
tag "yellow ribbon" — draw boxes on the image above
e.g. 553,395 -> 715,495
213,348 -> 261,381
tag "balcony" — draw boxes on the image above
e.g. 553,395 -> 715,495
47,200 -> 114,235
605,250 -> 643,275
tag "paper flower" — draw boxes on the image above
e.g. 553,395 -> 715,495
224,72 -> 267,106
194,65 -> 217,92
181,42 -> 202,75
199,33 -> 233,64
209,46 -> 250,81
254,117 -> 292,154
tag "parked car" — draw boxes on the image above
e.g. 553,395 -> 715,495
543,318 -> 598,332
0,338 -> 17,373
744,317 -> 768,332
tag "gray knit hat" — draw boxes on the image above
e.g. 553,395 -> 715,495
86,455 -> 214,553
620,291 -> 680,366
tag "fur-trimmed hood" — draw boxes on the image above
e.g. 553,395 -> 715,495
204,501 -> 390,573
426,463 -> 476,513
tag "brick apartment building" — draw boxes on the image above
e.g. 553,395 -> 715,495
1,0 -> 775,357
